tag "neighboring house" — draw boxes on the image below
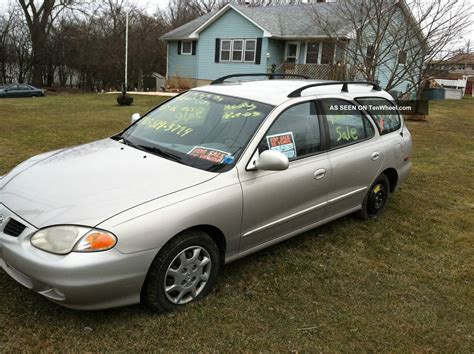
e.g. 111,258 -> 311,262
427,53 -> 474,96
427,53 -> 474,76
160,3 -> 423,92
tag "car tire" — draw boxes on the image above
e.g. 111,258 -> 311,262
357,173 -> 390,220
141,230 -> 220,313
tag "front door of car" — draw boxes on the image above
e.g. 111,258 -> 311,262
6,85 -> 19,98
238,101 -> 331,252
318,98 -> 384,215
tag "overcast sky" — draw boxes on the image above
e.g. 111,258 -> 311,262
0,0 -> 472,51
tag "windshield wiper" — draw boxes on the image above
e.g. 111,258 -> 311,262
116,135 -> 146,151
138,145 -> 184,164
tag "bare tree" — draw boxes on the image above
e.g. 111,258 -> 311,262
0,4 -> 32,84
311,0 -> 472,96
17,0 -> 84,86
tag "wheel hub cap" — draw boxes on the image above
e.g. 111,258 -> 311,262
164,246 -> 212,305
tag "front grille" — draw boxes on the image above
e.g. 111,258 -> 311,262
3,218 -> 27,237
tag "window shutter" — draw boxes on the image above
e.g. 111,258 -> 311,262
177,41 -> 181,55
255,38 -> 262,64
192,41 -> 197,55
215,38 -> 220,63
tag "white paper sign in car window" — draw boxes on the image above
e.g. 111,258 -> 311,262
266,132 -> 297,159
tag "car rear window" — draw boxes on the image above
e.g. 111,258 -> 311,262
356,97 -> 401,134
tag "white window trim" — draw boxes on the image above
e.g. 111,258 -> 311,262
243,39 -> 257,63
284,41 -> 300,64
220,39 -> 232,62
220,39 -> 257,63
181,40 -> 193,55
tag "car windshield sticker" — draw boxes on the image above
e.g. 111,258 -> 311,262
188,146 -> 231,164
222,155 -> 235,165
266,132 -> 296,159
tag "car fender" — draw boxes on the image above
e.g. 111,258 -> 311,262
97,169 -> 243,259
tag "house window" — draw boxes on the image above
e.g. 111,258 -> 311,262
220,39 -> 257,63
321,42 -> 335,64
306,42 -> 320,64
366,45 -> 375,66
244,39 -> 257,62
305,41 -> 342,64
285,42 -> 299,64
398,50 -> 407,65
181,41 -> 193,55
232,40 -> 244,61
220,40 -> 231,62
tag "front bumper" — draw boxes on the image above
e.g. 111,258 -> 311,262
0,203 -> 158,310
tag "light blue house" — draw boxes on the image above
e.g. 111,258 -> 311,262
160,3 -> 424,94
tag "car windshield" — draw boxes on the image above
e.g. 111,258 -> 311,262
118,90 -> 274,172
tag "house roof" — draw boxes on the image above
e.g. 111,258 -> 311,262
430,53 -> 474,66
160,11 -> 216,40
160,3 -> 352,40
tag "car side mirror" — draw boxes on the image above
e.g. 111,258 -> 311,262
131,113 -> 141,123
249,150 -> 289,171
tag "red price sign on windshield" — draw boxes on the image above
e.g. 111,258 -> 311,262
188,146 -> 230,164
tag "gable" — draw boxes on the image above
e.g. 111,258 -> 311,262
190,5 -> 270,38
198,8 -> 265,39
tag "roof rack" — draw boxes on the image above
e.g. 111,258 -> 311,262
287,81 -> 382,98
210,73 -> 309,85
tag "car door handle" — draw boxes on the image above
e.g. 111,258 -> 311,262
371,152 -> 380,161
313,169 -> 326,180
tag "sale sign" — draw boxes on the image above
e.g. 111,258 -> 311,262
266,132 -> 297,159
187,146 -> 230,164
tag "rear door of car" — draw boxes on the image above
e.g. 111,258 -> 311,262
355,97 -> 405,171
18,84 -> 32,97
317,97 -> 384,216
238,100 -> 331,252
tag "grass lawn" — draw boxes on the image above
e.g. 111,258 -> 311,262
0,94 -> 473,351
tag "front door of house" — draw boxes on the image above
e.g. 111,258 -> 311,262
285,42 -> 300,64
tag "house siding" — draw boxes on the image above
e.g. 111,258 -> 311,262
167,41 -> 198,80
196,9 -> 267,80
267,38 -> 285,68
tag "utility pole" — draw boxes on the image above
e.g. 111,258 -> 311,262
117,11 -> 133,106
124,11 -> 129,94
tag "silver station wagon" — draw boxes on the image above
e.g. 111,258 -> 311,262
0,75 -> 412,312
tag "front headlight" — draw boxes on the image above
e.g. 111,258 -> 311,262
31,226 -> 117,255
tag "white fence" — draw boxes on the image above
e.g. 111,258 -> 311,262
435,77 -> 468,96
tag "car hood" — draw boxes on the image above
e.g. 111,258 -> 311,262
0,139 -> 217,228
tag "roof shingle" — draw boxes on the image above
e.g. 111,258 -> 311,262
160,3 -> 352,40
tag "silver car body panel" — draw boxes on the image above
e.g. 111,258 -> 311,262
0,139 -> 217,228
0,80 -> 412,309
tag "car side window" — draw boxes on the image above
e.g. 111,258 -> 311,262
258,102 -> 321,160
356,97 -> 401,134
320,98 -> 375,149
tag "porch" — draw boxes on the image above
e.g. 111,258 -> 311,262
269,39 -> 348,80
